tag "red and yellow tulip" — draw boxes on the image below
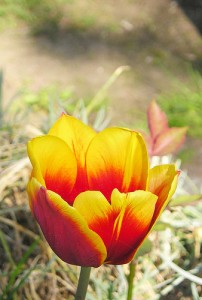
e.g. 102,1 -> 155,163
27,114 -> 178,267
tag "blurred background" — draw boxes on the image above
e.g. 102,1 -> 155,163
1,0 -> 202,179
0,1 -> 202,299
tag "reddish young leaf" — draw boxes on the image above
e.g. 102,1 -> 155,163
148,100 -> 168,139
152,127 -> 188,156
139,131 -> 153,156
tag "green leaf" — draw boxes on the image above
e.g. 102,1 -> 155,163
134,238 -> 152,258
169,194 -> 202,207
153,221 -> 174,231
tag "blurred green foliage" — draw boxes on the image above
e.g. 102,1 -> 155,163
0,0 -> 115,35
0,0 -> 66,34
21,85 -> 75,111
159,70 -> 202,138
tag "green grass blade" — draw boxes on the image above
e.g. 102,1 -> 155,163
87,66 -> 130,116
0,230 -> 15,268
1,238 -> 39,299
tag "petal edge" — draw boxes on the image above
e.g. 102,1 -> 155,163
28,177 -> 107,267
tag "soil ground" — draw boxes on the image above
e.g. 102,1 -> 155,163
1,0 -> 202,183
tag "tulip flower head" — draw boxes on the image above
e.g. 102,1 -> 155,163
27,114 -> 178,267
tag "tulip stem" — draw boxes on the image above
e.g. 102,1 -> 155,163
75,267 -> 91,300
127,260 -> 136,300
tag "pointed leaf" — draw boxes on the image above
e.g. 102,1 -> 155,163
134,238 -> 152,258
147,100 -> 168,139
153,221 -> 174,231
169,194 -> 202,207
152,127 -> 187,156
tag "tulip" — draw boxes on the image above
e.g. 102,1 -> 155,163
27,114 -> 178,268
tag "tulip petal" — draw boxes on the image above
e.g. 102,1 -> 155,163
148,164 -> 178,222
74,191 -> 116,253
108,190 -> 157,264
48,114 -> 96,166
48,114 -> 96,199
74,189 -> 157,265
27,177 -> 107,267
27,135 -> 77,204
86,128 -> 149,201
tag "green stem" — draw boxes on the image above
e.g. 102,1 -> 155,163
127,261 -> 136,300
75,267 -> 91,300
86,66 -> 130,116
